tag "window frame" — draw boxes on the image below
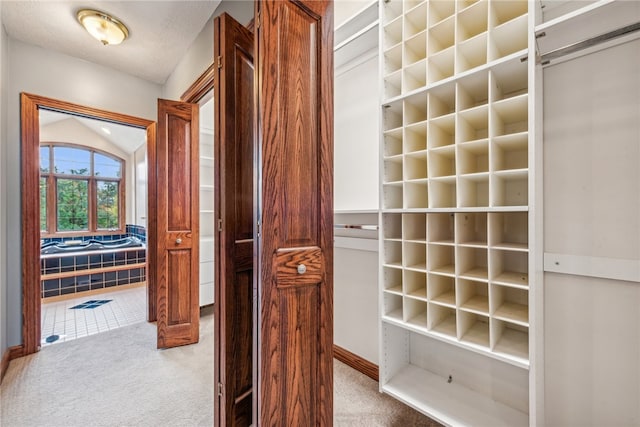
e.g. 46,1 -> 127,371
40,142 -> 126,236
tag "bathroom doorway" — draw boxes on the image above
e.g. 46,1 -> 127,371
38,110 -> 149,346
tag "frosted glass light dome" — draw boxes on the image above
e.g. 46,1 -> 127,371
77,9 -> 129,46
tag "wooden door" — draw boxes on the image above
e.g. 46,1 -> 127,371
213,13 -> 255,427
254,1 -> 334,425
154,99 -> 200,348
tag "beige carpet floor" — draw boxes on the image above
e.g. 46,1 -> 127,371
1,307 -> 437,426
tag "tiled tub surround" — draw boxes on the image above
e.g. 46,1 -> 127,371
41,224 -> 147,245
41,247 -> 146,298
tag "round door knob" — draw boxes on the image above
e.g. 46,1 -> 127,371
175,238 -> 182,244
297,264 -> 307,275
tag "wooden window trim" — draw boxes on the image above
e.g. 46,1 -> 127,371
40,142 -> 126,237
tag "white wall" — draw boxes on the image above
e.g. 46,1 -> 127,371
5,38 -> 161,347
40,118 -> 138,225
0,3 -> 9,360
134,145 -> 147,227
163,0 -> 254,101
542,39 -> 640,426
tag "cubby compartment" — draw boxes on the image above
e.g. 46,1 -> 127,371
490,249 -> 528,289
404,1 -> 428,39
457,0 -> 481,11
456,212 -> 487,247
491,284 -> 528,326
488,13 -> 527,60
383,213 -> 403,240
384,18 -> 403,49
404,181 -> 429,209
456,0 -> 488,42
404,93 -> 428,126
383,183 -> 403,209
458,311 -> 490,348
383,100 -> 403,131
490,58 -> 527,102
404,0 -> 426,13
428,146 -> 456,177
384,71 -> 403,99
404,32 -> 427,67
491,319 -> 528,361
405,297 -> 429,328
457,139 -> 489,174
491,94 -> 528,137
429,0 -> 455,26
457,246 -> 488,281
384,240 -> 403,268
403,213 -> 427,242
384,44 -> 403,77
491,172 -> 527,207
384,266 -> 403,295
427,47 -> 455,84
458,174 -> 489,207
457,71 -> 489,111
428,116 -> 455,148
458,279 -> 489,315
428,85 -> 456,119
492,132 -> 528,172
384,129 -> 403,157
428,304 -> 457,338
404,123 -> 428,153
384,0 -> 403,25
428,16 -> 455,55
404,269 -> 427,300
384,157 -> 403,183
457,106 -> 489,143
429,178 -> 457,208
489,211 -> 528,251
404,60 -> 427,93
490,0 -> 527,28
384,292 -> 404,321
427,212 -> 455,244
428,244 -> 455,277
404,242 -> 427,271
428,273 -> 456,307
404,152 -> 428,181
457,33 -> 488,73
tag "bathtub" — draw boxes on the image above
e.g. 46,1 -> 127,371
41,236 -> 143,254
40,239 -> 147,299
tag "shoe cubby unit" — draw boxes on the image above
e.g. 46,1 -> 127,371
379,0 -> 532,423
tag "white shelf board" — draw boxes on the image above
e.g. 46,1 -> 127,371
494,302 -> 529,327
431,291 -> 456,307
335,21 -> 379,69
383,206 -> 528,214
381,317 -> 529,369
492,271 -> 529,289
384,286 -> 403,296
382,365 -> 529,427
460,296 -> 489,315
334,0 -> 377,47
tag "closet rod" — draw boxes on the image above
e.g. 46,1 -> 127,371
334,224 -> 378,231
540,21 -> 640,63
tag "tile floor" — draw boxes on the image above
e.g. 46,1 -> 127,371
41,284 -> 147,346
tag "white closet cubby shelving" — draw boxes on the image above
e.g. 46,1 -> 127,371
379,0 -> 532,425
199,128 -> 215,306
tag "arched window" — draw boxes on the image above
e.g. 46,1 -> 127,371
40,143 -> 125,235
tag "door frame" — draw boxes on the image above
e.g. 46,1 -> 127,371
20,93 -> 156,356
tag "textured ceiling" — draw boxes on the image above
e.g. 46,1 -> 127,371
1,1 -> 221,84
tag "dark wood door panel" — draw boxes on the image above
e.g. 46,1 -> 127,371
156,98 -> 200,349
214,12 -> 255,427
256,0 -> 334,425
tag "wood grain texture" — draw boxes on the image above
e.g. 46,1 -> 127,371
256,1 -> 334,425
0,346 -> 25,384
214,13 -> 255,427
20,93 -> 155,355
146,123 -> 158,322
274,247 -> 324,287
333,345 -> 379,382
156,99 -> 200,348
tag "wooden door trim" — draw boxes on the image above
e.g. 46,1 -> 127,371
333,345 -> 379,382
181,63 -> 216,104
20,93 -> 156,355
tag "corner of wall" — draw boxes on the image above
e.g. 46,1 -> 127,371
0,4 -> 9,357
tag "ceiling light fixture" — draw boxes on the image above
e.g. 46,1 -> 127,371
76,9 -> 129,46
